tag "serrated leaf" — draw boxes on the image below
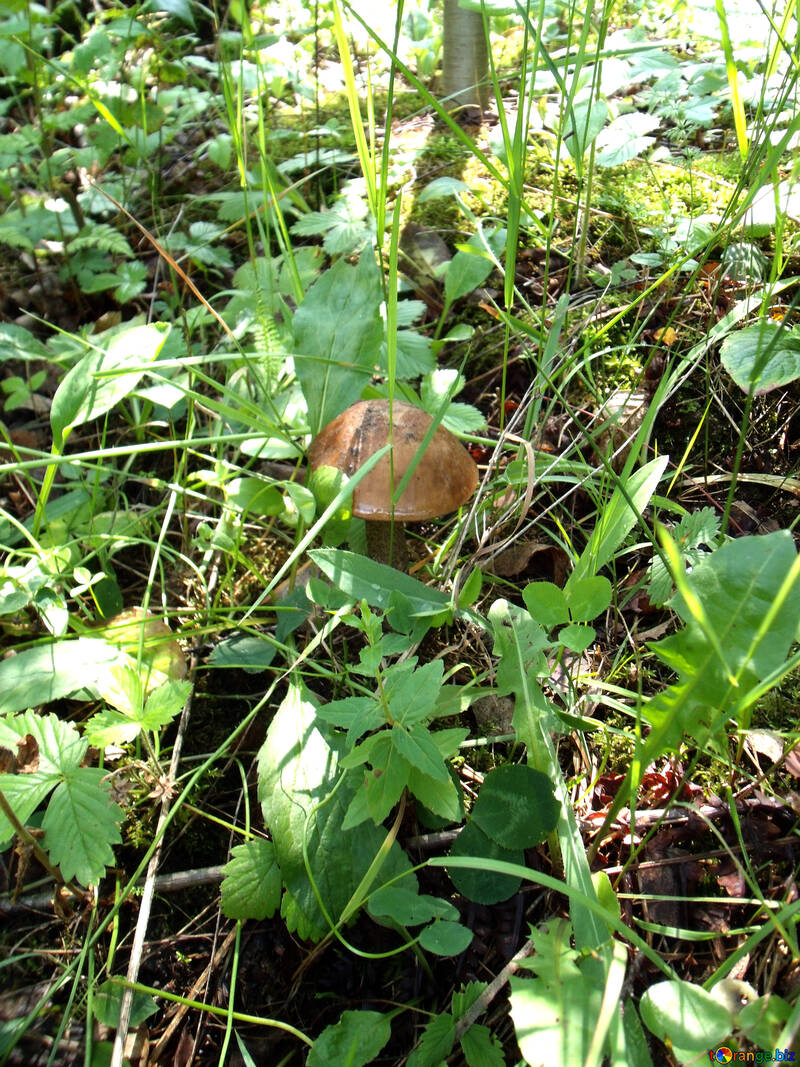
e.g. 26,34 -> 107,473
307,1010 -> 392,1067
407,1012 -> 456,1067
407,765 -> 463,823
384,660 -> 443,726
50,323 -> 170,448
460,1022 -> 505,1067
470,765 -> 559,850
42,768 -> 122,885
314,696 -> 382,748
293,256 -> 383,434
391,723 -> 449,782
221,840 -> 281,921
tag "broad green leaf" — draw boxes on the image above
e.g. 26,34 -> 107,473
488,600 -> 549,698
314,696 -> 383,747
558,622 -> 596,653
509,920 -> 603,1064
42,768 -> 122,885
0,637 -> 124,716
93,979 -> 158,1028
407,764 -> 463,824
444,228 -> 506,307
571,456 -> 669,584
207,634 -> 276,673
470,765 -> 559,850
293,255 -> 383,435
595,112 -> 659,166
309,549 -> 450,617
448,821 -> 523,904
257,684 -> 416,940
368,887 -> 457,926
639,980 -> 732,1054
307,1010 -> 392,1067
720,320 -> 800,394
522,582 -> 569,628
225,477 -> 284,517
418,920 -> 473,956
220,840 -> 281,921
50,323 -> 170,448
564,98 -> 608,161
0,772 -> 54,845
564,576 -> 612,623
738,994 -> 791,1049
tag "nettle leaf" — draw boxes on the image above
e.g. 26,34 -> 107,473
307,1010 -> 392,1067
720,319 -> 800,394
293,255 -> 383,435
221,839 -> 282,921
470,765 -> 559,850
42,767 -> 123,886
257,684 -> 417,941
50,322 -> 170,448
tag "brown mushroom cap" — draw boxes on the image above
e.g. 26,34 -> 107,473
308,399 -> 479,521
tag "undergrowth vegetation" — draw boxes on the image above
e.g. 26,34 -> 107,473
1,0 -> 800,1063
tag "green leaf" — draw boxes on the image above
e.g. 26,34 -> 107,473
558,622 -> 597,653
221,840 -> 281,921
571,456 -> 669,584
257,684 -> 416,940
385,659 -> 444,727
639,980 -> 732,1054
470,765 -> 559,850
391,723 -> 449,782
444,228 -> 506,307
293,255 -> 383,434
407,1012 -> 456,1067
207,634 -> 276,673
720,320 -> 800,394
314,696 -> 383,747
307,1010 -> 392,1067
418,920 -> 473,956
42,768 -> 123,886
309,549 -> 450,617
595,112 -> 659,166
0,637 -> 124,716
460,1022 -> 505,1067
509,920 -> 604,1064
407,764 -> 463,824
564,576 -> 612,623
564,98 -> 608,162
93,979 -> 158,1028
488,600 -> 549,698
368,887 -> 458,926
447,821 -> 523,904
50,323 -> 170,448
522,582 -> 569,628
646,531 -> 799,748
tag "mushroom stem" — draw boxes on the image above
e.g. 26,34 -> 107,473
365,521 -> 409,571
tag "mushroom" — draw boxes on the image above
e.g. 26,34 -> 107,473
308,399 -> 479,569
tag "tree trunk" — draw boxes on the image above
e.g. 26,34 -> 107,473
442,0 -> 489,113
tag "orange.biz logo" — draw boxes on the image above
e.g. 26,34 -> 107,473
708,1052 -> 795,1062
